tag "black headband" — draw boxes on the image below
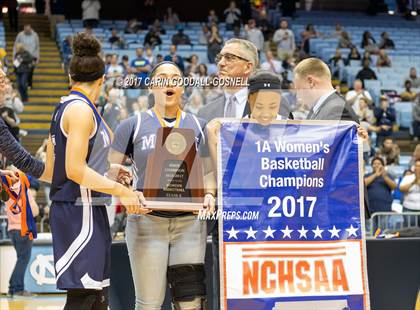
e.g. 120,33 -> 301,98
248,80 -> 282,94
70,69 -> 104,82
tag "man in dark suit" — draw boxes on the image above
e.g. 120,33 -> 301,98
293,57 -> 359,122
293,57 -> 371,218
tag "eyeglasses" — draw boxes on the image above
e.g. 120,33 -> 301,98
215,52 -> 250,64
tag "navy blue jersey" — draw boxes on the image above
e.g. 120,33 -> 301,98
49,90 -> 112,203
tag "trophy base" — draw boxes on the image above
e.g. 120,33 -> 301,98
146,200 -> 203,212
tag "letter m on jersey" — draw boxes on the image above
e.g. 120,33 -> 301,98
141,134 -> 156,150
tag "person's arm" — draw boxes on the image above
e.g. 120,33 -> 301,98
291,32 -> 296,51
0,117 -> 45,178
13,33 -> 21,59
206,118 -> 221,176
345,91 -> 359,105
34,33 -> 40,61
382,172 -> 397,190
38,135 -> 54,183
63,102 -> 140,210
387,108 -> 396,122
11,95 -> 24,114
273,30 -> 280,44
259,31 -> 264,49
139,63 -> 151,72
27,189 -> 39,217
400,176 -> 417,192
0,169 -> 19,183
363,91 -> 373,105
364,173 -> 377,187
2,111 -> 17,127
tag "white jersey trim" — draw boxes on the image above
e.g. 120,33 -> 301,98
81,273 -> 110,290
191,114 -> 205,145
133,113 -> 142,142
59,97 -> 98,140
55,187 -> 93,280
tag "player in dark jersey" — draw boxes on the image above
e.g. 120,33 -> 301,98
108,62 -> 216,310
48,33 -> 146,310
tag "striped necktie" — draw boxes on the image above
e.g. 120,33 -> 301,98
225,95 -> 237,118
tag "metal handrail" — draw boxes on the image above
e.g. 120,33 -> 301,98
368,211 -> 419,235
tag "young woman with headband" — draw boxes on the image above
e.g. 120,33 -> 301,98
47,32 -> 145,309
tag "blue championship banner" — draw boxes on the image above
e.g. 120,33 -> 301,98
218,121 -> 370,310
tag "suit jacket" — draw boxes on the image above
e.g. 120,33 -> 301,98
198,91 -> 292,122
198,91 -> 250,122
307,92 -> 359,123
306,91 -> 370,218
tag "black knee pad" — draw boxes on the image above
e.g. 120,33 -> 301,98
92,287 -> 109,310
65,289 -> 97,310
167,264 -> 206,302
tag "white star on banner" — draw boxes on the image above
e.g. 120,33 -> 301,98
346,225 -> 358,237
245,226 -> 257,240
226,227 -> 239,240
263,226 -> 276,239
312,225 -> 324,239
328,225 -> 341,238
297,226 -> 308,239
281,226 -> 293,239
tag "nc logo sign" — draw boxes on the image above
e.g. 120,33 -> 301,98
30,254 -> 56,286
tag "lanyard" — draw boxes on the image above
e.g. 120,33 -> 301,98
152,107 -> 182,128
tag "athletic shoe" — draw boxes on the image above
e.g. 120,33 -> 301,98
13,290 -> 34,297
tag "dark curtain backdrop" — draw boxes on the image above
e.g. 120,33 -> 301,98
60,0 -> 231,21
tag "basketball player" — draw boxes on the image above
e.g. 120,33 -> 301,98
48,33 -> 145,310
108,61 -> 215,310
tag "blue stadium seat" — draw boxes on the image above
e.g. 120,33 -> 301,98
192,45 -> 207,52
177,45 -> 192,51
394,102 -> 413,129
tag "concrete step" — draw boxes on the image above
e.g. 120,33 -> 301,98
32,81 -> 69,89
27,96 -> 59,104
31,75 -> 67,82
28,89 -> 66,96
34,67 -> 65,74
36,63 -> 63,69
25,98 -> 60,108
20,123 -> 51,130
37,51 -> 61,57
20,114 -> 52,121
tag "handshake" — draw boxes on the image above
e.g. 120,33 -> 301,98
107,164 -> 151,215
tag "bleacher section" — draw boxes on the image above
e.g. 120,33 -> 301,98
55,20 -> 244,67
55,13 -> 419,136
